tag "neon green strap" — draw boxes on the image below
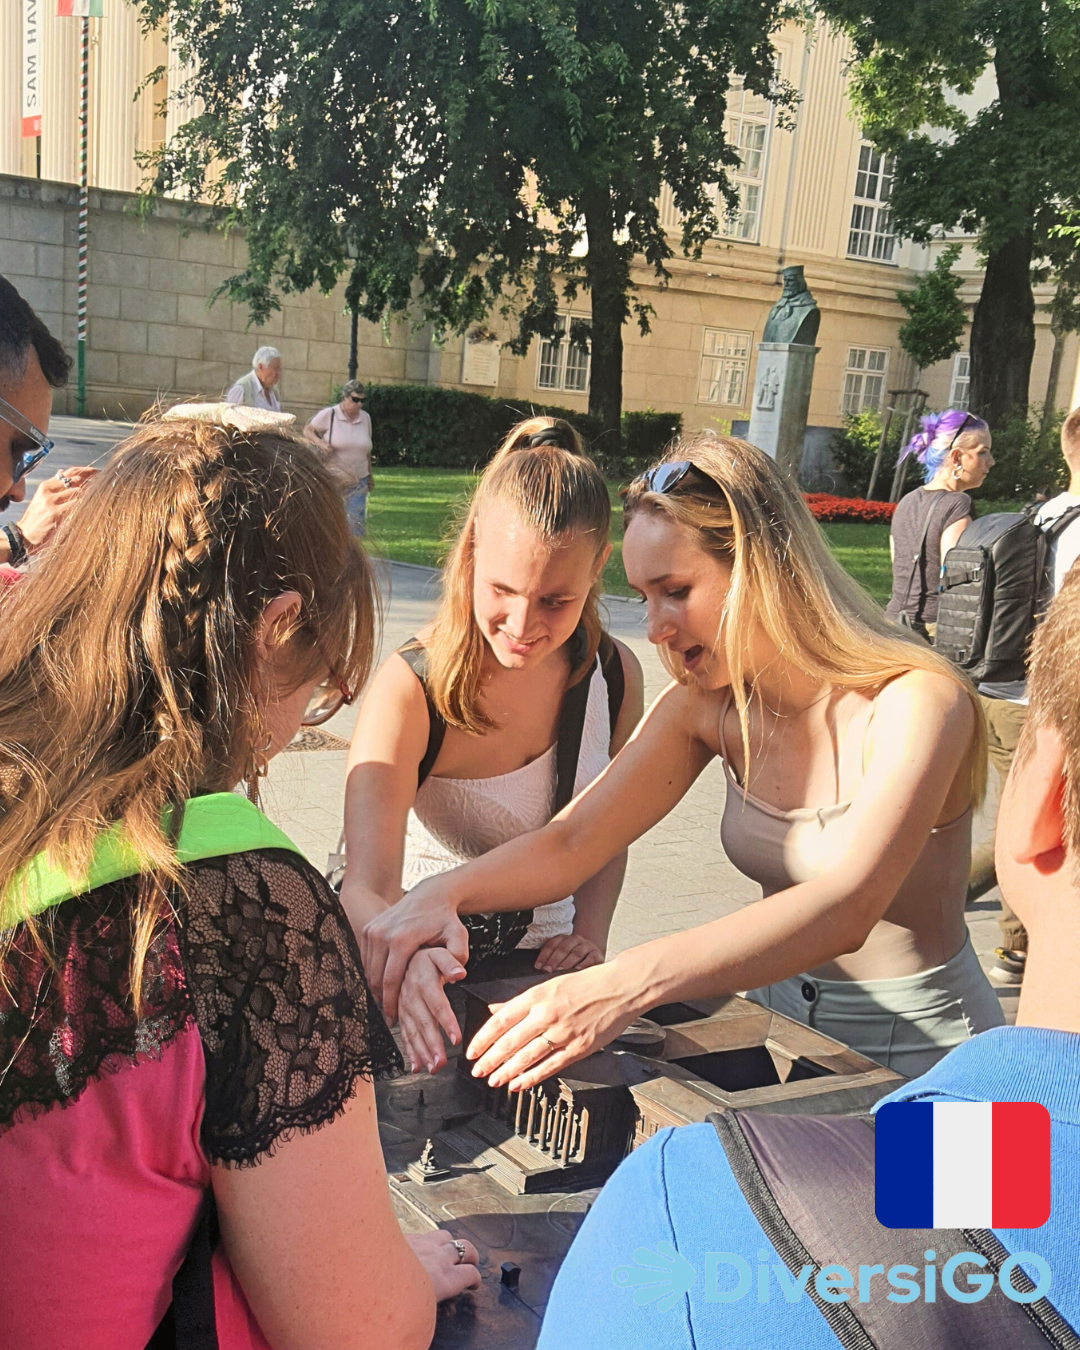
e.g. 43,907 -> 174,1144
2,793 -> 304,929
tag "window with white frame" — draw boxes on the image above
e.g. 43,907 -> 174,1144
950,352 -> 971,409
847,144 -> 897,263
842,347 -> 889,414
698,328 -> 753,405
718,82 -> 771,242
536,314 -> 591,393
657,80 -> 771,242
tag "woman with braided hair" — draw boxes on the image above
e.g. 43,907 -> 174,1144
340,415 -> 643,1075
0,409 -> 478,1349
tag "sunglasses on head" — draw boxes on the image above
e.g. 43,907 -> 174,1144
945,413 -> 974,454
636,459 -> 723,496
0,395 -> 53,485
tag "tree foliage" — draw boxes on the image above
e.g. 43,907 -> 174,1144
138,0 -> 795,437
896,242 -> 966,373
816,0 -> 1080,428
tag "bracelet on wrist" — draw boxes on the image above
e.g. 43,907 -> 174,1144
2,523 -> 28,568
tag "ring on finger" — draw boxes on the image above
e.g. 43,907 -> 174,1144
56,473 -> 72,488
452,1239 -> 468,1265
538,1033 -> 558,1054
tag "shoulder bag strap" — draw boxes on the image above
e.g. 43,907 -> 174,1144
397,640 -> 446,789
597,632 -> 625,740
328,407 -> 335,449
145,1192 -> 220,1350
707,1109 -> 1075,1350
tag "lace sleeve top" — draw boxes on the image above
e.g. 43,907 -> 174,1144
0,847 -> 401,1349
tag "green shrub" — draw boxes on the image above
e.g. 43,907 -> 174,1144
968,404 -> 1067,504
831,409 -> 905,499
360,382 -> 678,474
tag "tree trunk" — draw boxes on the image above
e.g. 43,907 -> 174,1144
583,191 -> 629,448
969,231 -> 1035,429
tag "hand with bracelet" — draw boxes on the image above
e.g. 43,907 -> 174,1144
1,467 -> 97,566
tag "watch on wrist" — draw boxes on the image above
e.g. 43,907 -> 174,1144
2,523 -> 28,568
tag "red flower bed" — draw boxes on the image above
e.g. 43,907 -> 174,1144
803,493 -> 897,524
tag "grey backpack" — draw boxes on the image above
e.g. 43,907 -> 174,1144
934,507 -> 1080,683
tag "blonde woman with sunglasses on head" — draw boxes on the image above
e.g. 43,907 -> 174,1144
362,434 -> 1004,1091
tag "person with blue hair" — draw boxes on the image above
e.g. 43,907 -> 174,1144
885,408 -> 994,638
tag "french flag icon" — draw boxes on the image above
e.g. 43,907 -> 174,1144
875,1101 -> 1051,1229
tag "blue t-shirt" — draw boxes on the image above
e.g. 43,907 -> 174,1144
537,1026 -> 1080,1349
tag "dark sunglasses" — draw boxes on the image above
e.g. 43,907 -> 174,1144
0,395 -> 53,484
347,394 -> 364,405
637,459 -> 722,496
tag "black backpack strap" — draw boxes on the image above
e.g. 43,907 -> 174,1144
553,626 -> 596,816
1036,505 -> 1080,614
597,632 -> 625,741
397,640 -> 446,789
145,1191 -> 220,1350
707,1110 -> 1076,1350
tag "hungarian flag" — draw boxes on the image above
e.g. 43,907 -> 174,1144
875,1101 -> 1051,1229
57,1 -> 104,14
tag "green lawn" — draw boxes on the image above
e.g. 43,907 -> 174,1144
366,466 -> 893,604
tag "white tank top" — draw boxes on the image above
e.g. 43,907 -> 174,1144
401,657 -> 613,948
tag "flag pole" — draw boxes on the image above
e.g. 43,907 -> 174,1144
76,14 -> 89,417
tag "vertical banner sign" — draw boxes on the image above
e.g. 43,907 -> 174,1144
22,0 -> 42,138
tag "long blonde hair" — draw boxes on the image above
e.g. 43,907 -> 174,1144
0,417 -> 378,1007
423,416 -> 611,734
623,433 -> 986,797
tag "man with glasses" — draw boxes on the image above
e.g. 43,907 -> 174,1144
0,277 -> 96,576
303,379 -> 374,536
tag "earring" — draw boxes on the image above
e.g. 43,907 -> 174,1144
245,727 -> 273,806
953,464 -> 962,480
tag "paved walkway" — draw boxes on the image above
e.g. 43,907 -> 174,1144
36,416 -> 1020,1024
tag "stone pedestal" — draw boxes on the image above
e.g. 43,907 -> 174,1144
746,342 -> 819,479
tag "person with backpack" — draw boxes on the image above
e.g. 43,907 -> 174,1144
361,435 -> 1003,1086
533,560 -> 1080,1350
947,407 -> 1080,984
0,413 -> 480,1349
884,409 -> 994,638
339,417 -> 644,1075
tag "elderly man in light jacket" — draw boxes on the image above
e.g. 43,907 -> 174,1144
225,346 -> 282,411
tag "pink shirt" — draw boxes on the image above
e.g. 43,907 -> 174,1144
0,1025 -> 270,1349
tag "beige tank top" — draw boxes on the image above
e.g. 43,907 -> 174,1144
717,691 -> 972,974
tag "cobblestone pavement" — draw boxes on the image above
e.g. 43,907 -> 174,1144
36,416 -> 1020,1024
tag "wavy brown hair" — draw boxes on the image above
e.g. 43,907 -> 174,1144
0,416 -> 377,1007
422,416 -> 611,734
624,433 -> 986,798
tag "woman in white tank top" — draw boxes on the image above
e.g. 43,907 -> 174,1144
340,417 -> 643,1074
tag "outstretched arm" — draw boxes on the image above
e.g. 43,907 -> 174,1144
466,670 -> 977,1090
362,680 -> 713,1019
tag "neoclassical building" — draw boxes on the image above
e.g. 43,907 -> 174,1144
3,4 -> 1077,459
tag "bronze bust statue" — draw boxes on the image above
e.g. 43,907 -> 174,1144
761,265 -> 820,346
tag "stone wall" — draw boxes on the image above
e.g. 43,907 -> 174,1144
0,174 -> 435,421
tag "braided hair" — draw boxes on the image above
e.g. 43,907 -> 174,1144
0,415 -> 377,1006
